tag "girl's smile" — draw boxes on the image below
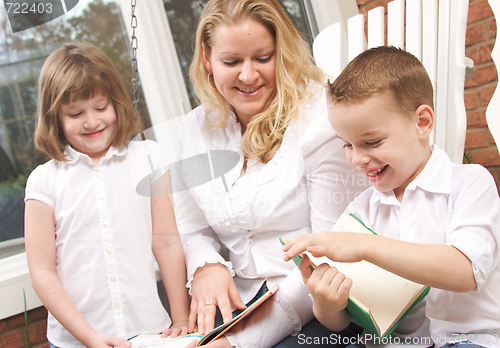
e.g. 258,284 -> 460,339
59,94 -> 118,163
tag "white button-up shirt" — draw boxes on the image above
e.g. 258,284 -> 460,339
346,145 -> 500,348
25,141 -> 171,348
174,84 -> 369,347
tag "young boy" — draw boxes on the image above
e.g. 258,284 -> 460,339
283,46 -> 500,347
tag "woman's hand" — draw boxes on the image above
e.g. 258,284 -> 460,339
189,263 -> 246,334
161,320 -> 190,338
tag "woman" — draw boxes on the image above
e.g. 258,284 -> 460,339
174,0 -> 368,347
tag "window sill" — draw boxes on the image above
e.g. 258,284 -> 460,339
0,252 -> 42,320
0,252 -> 163,320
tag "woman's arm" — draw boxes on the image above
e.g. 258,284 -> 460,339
24,200 -> 131,348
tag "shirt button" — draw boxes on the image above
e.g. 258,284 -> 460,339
110,276 -> 116,283
106,248 -> 113,255
400,226 -> 409,234
99,196 -> 104,202
102,222 -> 108,228
428,310 -> 437,318
95,173 -> 101,180
114,302 -> 121,309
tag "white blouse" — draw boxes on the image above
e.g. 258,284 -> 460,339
25,141 -> 171,348
173,84 -> 369,347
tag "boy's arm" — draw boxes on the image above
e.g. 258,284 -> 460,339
24,200 -> 131,348
151,176 -> 190,337
283,232 -> 476,293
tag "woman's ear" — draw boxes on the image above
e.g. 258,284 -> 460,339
202,47 -> 212,73
414,104 -> 434,139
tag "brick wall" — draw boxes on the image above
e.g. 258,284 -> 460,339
0,307 -> 48,348
357,0 -> 500,192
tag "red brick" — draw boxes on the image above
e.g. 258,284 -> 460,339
465,91 -> 478,109
466,130 -> 489,149
466,24 -> 486,46
29,307 -> 48,321
28,321 -> 47,345
468,0 -> 494,24
468,43 -> 494,64
489,129 -> 496,145
487,18 -> 497,38
36,343 -> 50,348
0,329 -> 25,348
472,148 -> 500,166
0,320 -> 6,334
467,109 -> 488,128
479,84 -> 498,106
465,65 -> 497,88
6,314 -> 24,329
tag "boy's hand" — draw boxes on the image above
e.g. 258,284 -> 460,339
299,254 -> 352,330
161,320 -> 190,338
282,232 -> 369,264
300,254 -> 351,312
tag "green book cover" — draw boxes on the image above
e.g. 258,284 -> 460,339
280,213 -> 430,338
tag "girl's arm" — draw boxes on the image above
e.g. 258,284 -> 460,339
151,176 -> 190,338
283,231 -> 476,292
24,200 -> 131,348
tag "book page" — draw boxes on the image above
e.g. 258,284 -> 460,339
308,213 -> 426,336
129,333 -> 201,348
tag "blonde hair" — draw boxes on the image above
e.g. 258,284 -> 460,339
329,46 -> 434,115
190,0 -> 324,163
35,42 -> 141,161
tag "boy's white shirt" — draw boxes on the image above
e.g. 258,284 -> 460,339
25,141 -> 171,348
345,145 -> 500,347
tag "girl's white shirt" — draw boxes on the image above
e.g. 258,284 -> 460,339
25,141 -> 171,348
174,84 -> 369,347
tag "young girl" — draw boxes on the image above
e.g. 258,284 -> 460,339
24,42 -> 190,348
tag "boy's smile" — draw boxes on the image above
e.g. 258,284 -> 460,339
328,92 -> 433,201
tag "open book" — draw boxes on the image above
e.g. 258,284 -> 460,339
280,213 -> 429,338
129,284 -> 279,347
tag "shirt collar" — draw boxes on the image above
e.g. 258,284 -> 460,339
63,144 -> 128,164
374,145 -> 452,206
407,144 -> 452,194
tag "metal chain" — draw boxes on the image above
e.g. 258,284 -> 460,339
130,0 -> 139,113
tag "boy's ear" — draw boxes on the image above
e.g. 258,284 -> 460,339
414,104 -> 434,139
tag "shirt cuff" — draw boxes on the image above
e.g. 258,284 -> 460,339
183,234 -> 235,291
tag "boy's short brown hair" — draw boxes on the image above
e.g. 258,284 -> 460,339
35,42 -> 141,161
328,46 -> 434,116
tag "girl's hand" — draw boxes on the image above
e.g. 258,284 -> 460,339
189,263 -> 246,335
282,232 -> 370,264
86,332 -> 132,348
161,320 -> 190,338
